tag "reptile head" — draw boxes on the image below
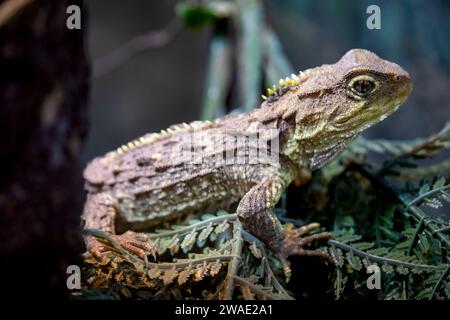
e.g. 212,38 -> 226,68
263,49 -> 413,169
261,49 -> 413,135
329,48 -> 413,134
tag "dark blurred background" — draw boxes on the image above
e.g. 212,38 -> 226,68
85,0 -> 450,163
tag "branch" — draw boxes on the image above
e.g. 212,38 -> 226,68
328,239 -> 440,271
201,35 -> 232,120
93,18 -> 182,78
241,230 -> 294,299
396,159 -> 450,181
401,205 -> 450,251
235,0 -> 263,111
262,258 -> 294,299
146,213 -> 237,239
233,275 -> 283,300
406,184 -> 450,209
221,221 -> 244,299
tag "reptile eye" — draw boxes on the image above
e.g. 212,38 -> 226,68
347,75 -> 378,97
352,80 -> 375,95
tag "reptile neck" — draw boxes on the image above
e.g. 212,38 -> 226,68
281,120 -> 358,171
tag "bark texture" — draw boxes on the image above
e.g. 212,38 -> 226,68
0,0 -> 89,297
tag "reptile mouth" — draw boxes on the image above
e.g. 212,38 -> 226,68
397,78 -> 414,106
397,71 -> 413,97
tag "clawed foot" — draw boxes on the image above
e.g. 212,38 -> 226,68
278,223 -> 332,281
86,230 -> 156,263
281,223 -> 332,258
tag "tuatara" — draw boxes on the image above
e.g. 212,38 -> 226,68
82,49 -> 413,266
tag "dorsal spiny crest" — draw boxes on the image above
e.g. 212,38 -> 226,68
261,71 -> 310,102
99,120 -> 215,165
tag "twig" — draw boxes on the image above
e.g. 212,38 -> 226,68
146,213 -> 237,239
221,221 -> 244,299
328,239 -> 439,271
233,275 -> 283,300
401,205 -> 450,251
240,230 -> 293,299
397,160 -> 450,181
407,217 -> 425,255
235,0 -> 263,111
377,122 -> 450,176
429,265 -> 450,300
262,258 -> 294,299
433,226 -> 450,235
201,35 -> 232,120
93,18 -> 182,78
396,122 -> 449,158
406,185 -> 450,209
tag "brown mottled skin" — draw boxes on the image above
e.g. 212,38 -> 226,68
82,49 -> 413,264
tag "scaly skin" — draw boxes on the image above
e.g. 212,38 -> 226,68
82,49 -> 413,264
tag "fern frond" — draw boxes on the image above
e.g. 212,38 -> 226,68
327,240 -> 440,272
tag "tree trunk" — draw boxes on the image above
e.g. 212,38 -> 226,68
0,0 -> 89,298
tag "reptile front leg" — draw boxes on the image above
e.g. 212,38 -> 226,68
236,176 -> 332,268
82,192 -> 154,262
